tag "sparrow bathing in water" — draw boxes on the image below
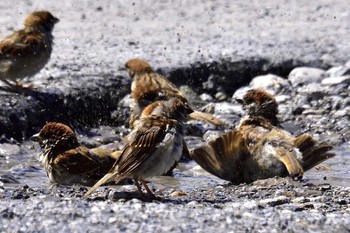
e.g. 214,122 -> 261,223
84,97 -> 193,199
0,10 -> 59,89
32,122 -> 118,186
191,88 -> 335,184
124,58 -> 226,129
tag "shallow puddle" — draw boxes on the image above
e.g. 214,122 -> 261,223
0,138 -> 349,192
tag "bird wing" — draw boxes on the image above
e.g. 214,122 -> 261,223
54,146 -> 115,178
189,110 -> 227,128
191,130 -> 249,182
0,30 -> 46,58
115,117 -> 171,176
84,117 -> 173,198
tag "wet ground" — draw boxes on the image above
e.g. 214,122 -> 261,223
0,127 -> 349,190
0,134 -> 349,232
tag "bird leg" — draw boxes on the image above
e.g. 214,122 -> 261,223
134,178 -> 144,195
140,179 -> 156,199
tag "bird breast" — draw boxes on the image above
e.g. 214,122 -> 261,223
135,126 -> 184,179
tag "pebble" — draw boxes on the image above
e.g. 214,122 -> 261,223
249,73 -> 292,95
199,93 -> 213,102
259,196 -> 290,207
288,67 -> 327,87
321,76 -> 350,85
327,66 -> 350,77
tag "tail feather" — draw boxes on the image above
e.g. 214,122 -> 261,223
83,172 -> 120,198
302,151 -> 336,171
189,111 -> 227,128
294,134 -> 316,152
294,134 -> 335,172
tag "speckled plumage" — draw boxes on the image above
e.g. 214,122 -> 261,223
32,122 -> 116,186
84,98 -> 193,198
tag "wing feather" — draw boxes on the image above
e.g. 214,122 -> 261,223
191,130 -> 249,182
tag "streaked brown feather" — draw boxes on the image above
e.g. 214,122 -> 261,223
54,146 -> 114,177
191,130 -> 249,181
117,118 -> 169,176
293,133 -> 335,171
85,116 -> 179,198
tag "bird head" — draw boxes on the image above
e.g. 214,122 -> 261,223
237,88 -> 279,125
124,58 -> 154,78
142,97 -> 193,121
31,122 -> 79,157
24,10 -> 59,32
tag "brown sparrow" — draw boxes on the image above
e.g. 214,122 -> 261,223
31,122 -> 117,186
84,97 -> 193,198
191,89 -> 335,184
0,10 -> 59,88
125,58 -> 226,129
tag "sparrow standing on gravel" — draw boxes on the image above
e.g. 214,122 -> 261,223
0,10 -> 59,89
32,122 -> 118,186
84,97 -> 193,199
191,89 -> 335,184
124,58 -> 226,129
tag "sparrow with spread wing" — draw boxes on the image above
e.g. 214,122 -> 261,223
191,89 -> 335,184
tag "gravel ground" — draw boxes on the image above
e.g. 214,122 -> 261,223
0,0 -> 350,232
0,178 -> 349,232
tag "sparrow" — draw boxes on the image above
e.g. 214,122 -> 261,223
124,58 -> 226,129
31,122 -> 118,186
0,10 -> 59,89
84,97 -> 193,199
191,88 -> 335,184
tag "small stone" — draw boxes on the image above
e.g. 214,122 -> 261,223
215,91 -> 228,101
333,109 -> 349,117
249,74 -> 292,95
199,93 -> 213,102
213,102 -> 243,115
169,191 -> 187,197
326,66 -> 350,77
259,196 -> 290,207
202,130 -> 222,141
232,86 -> 251,101
187,201 -> 199,207
200,103 -> 215,114
275,95 -> 291,103
288,67 -> 327,87
297,83 -> 328,98
321,76 -> 350,85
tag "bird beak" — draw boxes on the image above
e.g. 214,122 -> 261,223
30,133 -> 40,142
119,66 -> 127,72
54,17 -> 60,24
